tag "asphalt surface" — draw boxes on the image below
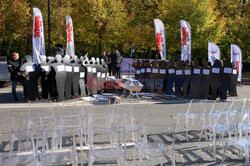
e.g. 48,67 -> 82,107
0,84 -> 249,165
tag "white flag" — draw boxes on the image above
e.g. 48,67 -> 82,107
208,42 -> 220,65
180,20 -> 191,62
231,44 -> 242,82
32,8 -> 45,64
66,16 -> 75,56
154,19 -> 166,60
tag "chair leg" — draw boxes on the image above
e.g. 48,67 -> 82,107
213,129 -> 216,161
221,141 -> 228,165
160,156 -> 163,166
198,128 -> 203,147
186,119 -> 189,142
245,148 -> 249,166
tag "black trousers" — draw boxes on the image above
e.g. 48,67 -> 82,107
114,67 -> 121,78
40,72 -> 49,99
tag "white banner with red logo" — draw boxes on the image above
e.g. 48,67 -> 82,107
208,42 -> 220,65
231,44 -> 242,82
32,8 -> 45,64
154,19 -> 166,60
180,20 -> 191,62
66,16 -> 75,56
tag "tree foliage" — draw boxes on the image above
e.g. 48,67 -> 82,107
0,0 -> 249,62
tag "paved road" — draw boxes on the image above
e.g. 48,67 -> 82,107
0,84 -> 249,165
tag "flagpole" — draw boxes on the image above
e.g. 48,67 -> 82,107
48,0 -> 51,57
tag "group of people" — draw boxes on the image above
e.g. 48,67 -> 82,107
99,50 -> 123,78
132,59 -> 238,100
7,50 -> 238,102
7,51 -> 112,102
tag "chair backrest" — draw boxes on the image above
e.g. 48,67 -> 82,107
89,124 -> 126,151
28,115 -> 56,132
237,110 -> 249,127
186,99 -> 193,114
186,99 -> 207,115
209,100 -> 231,114
88,113 -> 112,129
10,128 -> 36,152
59,113 -> 85,127
230,98 -> 247,112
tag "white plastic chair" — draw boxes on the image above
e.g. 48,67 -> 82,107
136,123 -> 176,166
176,99 -> 207,141
0,128 -> 38,166
88,116 -> 127,166
199,112 -> 231,161
38,126 -> 78,166
221,111 -> 250,165
59,113 -> 86,147
28,114 -> 56,151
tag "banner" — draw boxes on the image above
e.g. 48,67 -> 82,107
32,8 -> 45,64
66,16 -> 75,56
231,44 -> 242,82
120,58 -> 166,74
208,42 -> 220,65
154,19 -> 166,60
180,20 -> 191,62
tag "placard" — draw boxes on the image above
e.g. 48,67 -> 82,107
184,70 -> 191,75
233,69 -> 237,75
212,68 -> 220,74
92,68 -> 97,73
26,66 -> 34,72
159,69 -> 166,74
80,72 -> 85,78
152,69 -> 158,73
141,68 -> 145,73
193,69 -> 201,74
224,68 -> 232,74
168,69 -> 175,74
146,68 -> 151,73
74,66 -> 79,72
97,72 -> 101,77
101,73 -> 106,78
65,66 -> 72,72
176,70 -> 182,75
87,67 -> 92,72
203,69 -> 210,75
57,65 -> 65,72
136,70 -> 141,74
41,66 -> 49,72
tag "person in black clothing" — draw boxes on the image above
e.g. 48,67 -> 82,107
107,51 -> 113,76
7,52 -> 27,101
101,51 -> 112,75
113,50 -> 123,78
99,51 -> 106,60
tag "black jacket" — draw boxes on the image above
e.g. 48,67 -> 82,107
113,53 -> 123,68
7,58 -> 24,81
